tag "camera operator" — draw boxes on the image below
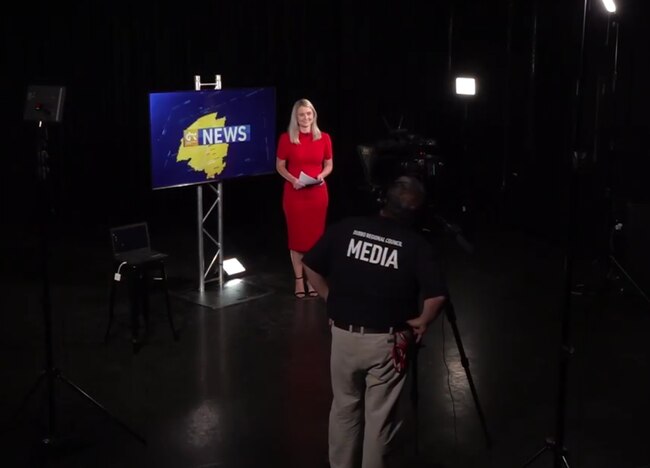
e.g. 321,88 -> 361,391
303,175 -> 447,468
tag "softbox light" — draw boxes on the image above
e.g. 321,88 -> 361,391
24,85 -> 66,123
455,77 -> 476,96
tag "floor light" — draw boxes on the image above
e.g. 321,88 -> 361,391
223,258 -> 245,276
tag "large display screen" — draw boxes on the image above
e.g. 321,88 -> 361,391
149,88 -> 276,189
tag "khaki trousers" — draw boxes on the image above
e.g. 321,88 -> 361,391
329,325 -> 410,468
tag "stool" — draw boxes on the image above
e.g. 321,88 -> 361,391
105,259 -> 178,351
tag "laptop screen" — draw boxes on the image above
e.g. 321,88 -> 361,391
110,223 -> 150,255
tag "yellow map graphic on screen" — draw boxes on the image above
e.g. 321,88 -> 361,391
177,113 -> 228,178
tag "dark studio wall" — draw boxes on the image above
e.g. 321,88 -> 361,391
1,0 -> 649,257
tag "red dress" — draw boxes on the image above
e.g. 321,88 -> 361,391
277,131 -> 333,252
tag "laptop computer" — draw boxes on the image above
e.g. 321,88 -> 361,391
110,222 -> 168,265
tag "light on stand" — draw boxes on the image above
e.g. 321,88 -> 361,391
455,77 -> 477,96
223,257 -> 246,276
453,76 -> 477,244
601,0 -> 616,13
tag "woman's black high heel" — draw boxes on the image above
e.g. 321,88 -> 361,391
294,276 -> 306,298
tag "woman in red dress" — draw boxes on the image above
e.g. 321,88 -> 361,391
276,98 -> 334,298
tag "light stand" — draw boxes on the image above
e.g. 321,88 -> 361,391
12,86 -> 146,452
598,8 -> 649,307
455,76 -> 477,242
522,1 -> 616,466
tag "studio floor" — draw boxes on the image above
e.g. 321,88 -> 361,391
1,207 -> 649,468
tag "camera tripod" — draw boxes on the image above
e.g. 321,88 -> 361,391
411,298 -> 492,451
411,212 -> 491,452
11,122 -> 145,454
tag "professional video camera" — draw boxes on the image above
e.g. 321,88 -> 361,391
357,117 -> 473,253
357,116 -> 443,202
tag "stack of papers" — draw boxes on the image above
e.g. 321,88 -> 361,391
298,171 -> 321,186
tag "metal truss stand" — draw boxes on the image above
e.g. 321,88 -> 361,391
174,75 -> 271,309
193,74 -> 225,294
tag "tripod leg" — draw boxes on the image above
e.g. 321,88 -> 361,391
57,371 -> 146,445
445,302 -> 492,448
522,443 -> 551,467
609,255 -> 650,306
562,455 -> 570,468
520,437 -> 570,468
10,371 -> 47,425
46,366 -> 57,439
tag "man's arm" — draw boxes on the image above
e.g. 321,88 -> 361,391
406,296 -> 446,343
303,264 -> 329,301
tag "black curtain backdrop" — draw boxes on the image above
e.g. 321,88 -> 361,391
2,0 -> 649,257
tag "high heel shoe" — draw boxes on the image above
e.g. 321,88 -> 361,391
294,276 -> 306,298
306,284 -> 319,297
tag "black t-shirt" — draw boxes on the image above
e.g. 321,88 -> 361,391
303,215 -> 447,327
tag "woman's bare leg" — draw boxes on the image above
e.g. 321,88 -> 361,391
290,250 -> 306,297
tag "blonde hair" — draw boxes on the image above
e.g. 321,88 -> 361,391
288,98 -> 322,144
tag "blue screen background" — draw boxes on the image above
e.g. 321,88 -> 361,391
149,88 -> 276,190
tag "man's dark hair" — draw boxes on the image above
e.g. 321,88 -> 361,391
382,176 -> 425,222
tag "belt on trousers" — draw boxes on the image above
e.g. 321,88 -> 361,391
332,321 -> 409,334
